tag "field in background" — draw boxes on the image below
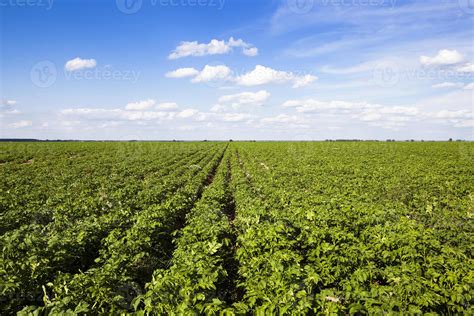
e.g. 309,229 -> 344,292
1,142 -> 472,314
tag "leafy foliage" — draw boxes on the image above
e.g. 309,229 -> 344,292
0,142 -> 472,314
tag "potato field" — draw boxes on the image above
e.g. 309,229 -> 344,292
0,142 -> 472,315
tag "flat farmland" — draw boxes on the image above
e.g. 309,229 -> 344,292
1,142 -> 472,315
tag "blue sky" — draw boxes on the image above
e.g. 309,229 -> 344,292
0,0 -> 473,140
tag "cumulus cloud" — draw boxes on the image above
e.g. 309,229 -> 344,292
218,90 -> 270,109
282,99 -> 377,112
8,120 -> 32,128
243,47 -> 259,57
282,97 -> 474,130
125,99 -> 157,111
168,37 -> 258,59
221,113 -> 251,122
156,102 -> 179,110
167,64 -> 317,88
1,99 -> 20,114
1,99 -> 17,109
165,68 -> 199,78
457,63 -> 474,73
293,74 -> 318,88
61,108 -> 174,121
62,99 -> 187,122
429,110 -> 473,128
432,110 -> 473,119
2,100 -> 17,106
191,65 -> 232,83
235,65 -> 317,88
65,57 -> 97,71
282,99 -> 421,129
420,49 -> 464,66
177,109 -> 198,118
464,83 -> 474,90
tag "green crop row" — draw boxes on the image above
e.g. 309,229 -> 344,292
0,141 -> 471,315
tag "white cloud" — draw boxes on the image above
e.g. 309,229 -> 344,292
293,74 -> 318,88
243,47 -> 259,57
454,120 -> 474,128
61,108 -> 175,121
457,63 -> 474,73
210,104 -> 226,113
282,99 -> 421,129
65,57 -> 97,71
8,120 -> 32,128
169,37 -> 258,59
1,99 -> 18,110
282,99 -> 376,112
167,64 -> 317,88
3,100 -> 17,106
177,109 -> 198,118
165,68 -> 199,78
218,90 -> 270,109
221,113 -> 251,122
429,110 -> 474,129
191,65 -> 232,83
415,90 -> 473,112
432,82 -> 464,89
156,102 -> 179,110
464,83 -> 474,90
432,110 -> 473,119
235,65 -> 317,88
0,100 -> 21,117
260,114 -> 307,125
125,99 -> 157,111
420,49 -> 464,66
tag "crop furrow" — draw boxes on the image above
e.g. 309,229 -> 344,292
0,145 -> 216,314
21,145 -> 227,314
